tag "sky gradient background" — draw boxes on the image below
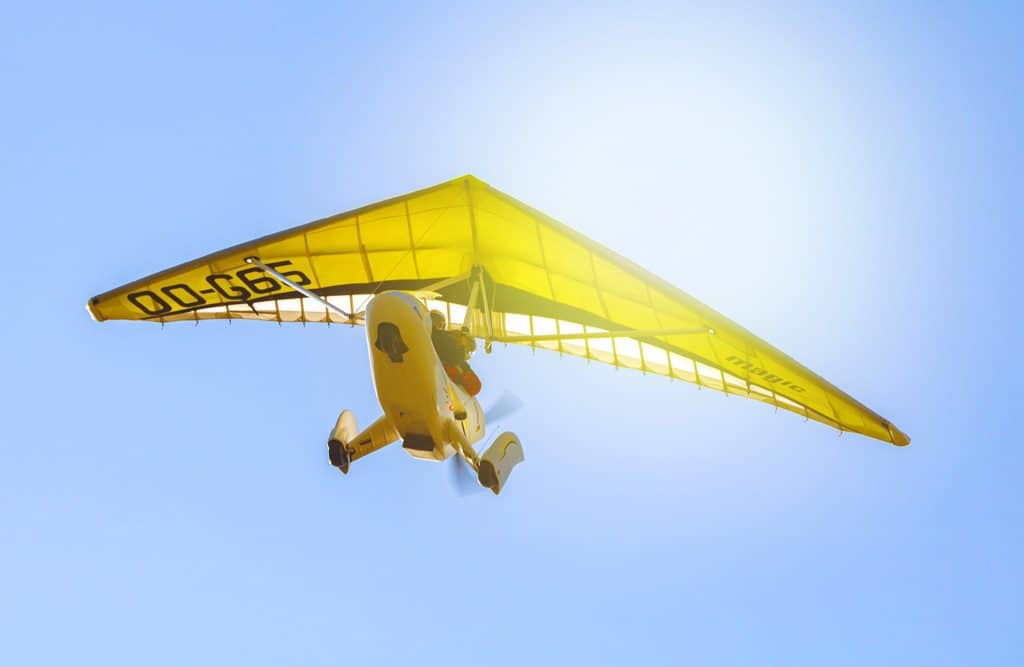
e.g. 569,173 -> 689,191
2,2 -> 1022,665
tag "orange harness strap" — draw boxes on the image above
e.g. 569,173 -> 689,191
444,365 -> 482,396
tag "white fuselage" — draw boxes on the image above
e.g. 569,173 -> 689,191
364,291 -> 484,461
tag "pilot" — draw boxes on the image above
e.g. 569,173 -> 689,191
429,309 -> 482,396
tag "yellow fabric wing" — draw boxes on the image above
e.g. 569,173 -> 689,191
88,178 -> 475,324
88,175 -> 909,446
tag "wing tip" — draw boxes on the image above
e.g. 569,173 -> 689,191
887,422 -> 911,446
86,297 -> 106,322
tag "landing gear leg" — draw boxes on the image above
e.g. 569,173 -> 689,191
326,411 -> 399,477
448,428 -> 524,495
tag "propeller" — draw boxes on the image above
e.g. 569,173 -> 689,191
448,391 -> 523,496
484,391 -> 523,423
449,451 -> 483,496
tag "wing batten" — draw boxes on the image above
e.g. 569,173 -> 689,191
466,302 -> 851,435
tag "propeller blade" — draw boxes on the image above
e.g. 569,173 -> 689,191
485,391 -> 523,423
449,391 -> 521,496
449,453 -> 484,496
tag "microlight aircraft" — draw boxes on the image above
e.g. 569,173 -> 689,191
88,175 -> 910,495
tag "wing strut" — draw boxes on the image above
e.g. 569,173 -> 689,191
474,265 -> 496,352
243,256 -> 360,322
460,265 -> 496,350
463,275 -> 480,332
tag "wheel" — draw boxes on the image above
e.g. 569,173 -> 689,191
328,439 -> 350,474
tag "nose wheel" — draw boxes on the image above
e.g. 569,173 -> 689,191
328,439 -> 351,474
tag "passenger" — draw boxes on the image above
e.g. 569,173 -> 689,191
429,310 -> 482,396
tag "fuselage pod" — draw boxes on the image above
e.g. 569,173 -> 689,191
364,291 -> 484,461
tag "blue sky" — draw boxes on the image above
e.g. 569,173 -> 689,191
2,2 -> 1021,664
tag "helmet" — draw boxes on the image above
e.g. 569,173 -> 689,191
429,309 -> 446,329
